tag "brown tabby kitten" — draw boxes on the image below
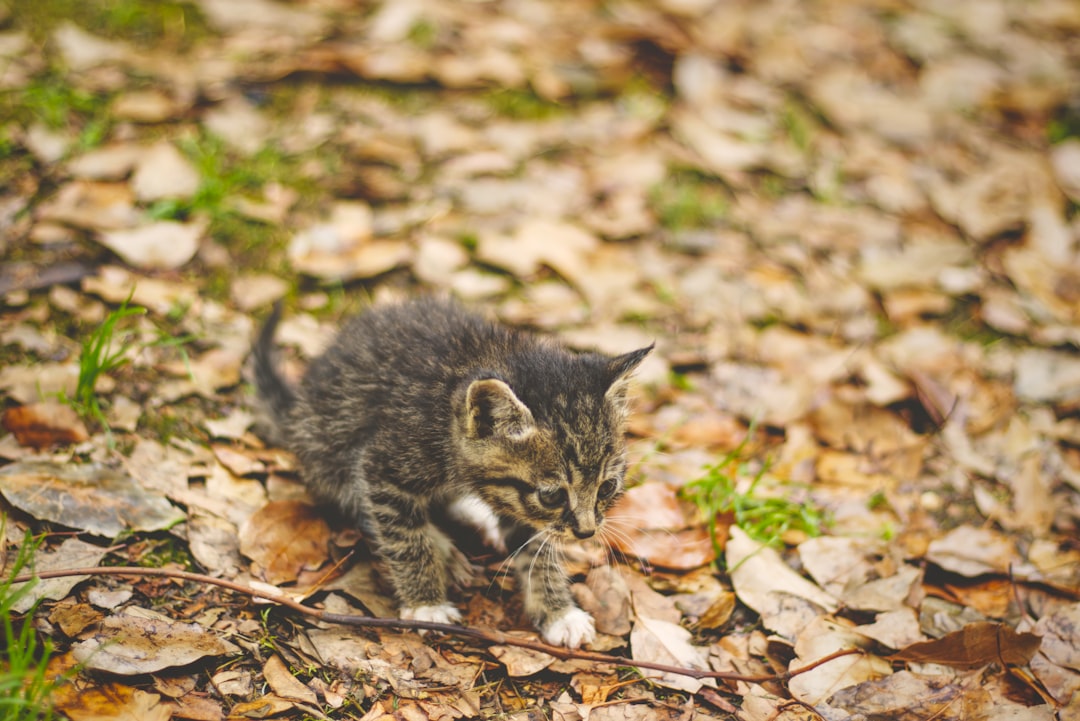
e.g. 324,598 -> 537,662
252,297 -> 650,648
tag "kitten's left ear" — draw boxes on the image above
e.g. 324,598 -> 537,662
466,378 -> 537,441
604,344 -> 653,402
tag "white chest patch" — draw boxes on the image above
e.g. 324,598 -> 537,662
447,494 -> 507,553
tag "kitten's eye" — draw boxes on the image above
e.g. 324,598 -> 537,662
597,479 -> 618,500
537,486 -> 567,509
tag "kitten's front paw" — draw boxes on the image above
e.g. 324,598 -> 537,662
541,607 -> 596,648
400,604 -> 462,625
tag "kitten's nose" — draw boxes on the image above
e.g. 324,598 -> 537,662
573,527 -> 595,540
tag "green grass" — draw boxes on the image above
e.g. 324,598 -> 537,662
650,171 -> 730,231
68,293 -> 146,435
0,523 -> 59,721
5,72 -> 111,150
483,88 -> 565,120
8,0 -> 211,47
680,424 -> 827,559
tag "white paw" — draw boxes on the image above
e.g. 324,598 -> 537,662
541,607 -> 596,648
400,604 -> 462,624
447,495 -> 507,553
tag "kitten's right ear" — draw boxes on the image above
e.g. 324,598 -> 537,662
466,379 -> 536,441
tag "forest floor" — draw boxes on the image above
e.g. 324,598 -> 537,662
1,0 -> 1080,719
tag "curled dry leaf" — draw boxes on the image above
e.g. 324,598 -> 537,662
238,500 -> 331,585
263,655 -> 318,705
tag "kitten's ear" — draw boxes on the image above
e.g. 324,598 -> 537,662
466,379 -> 536,441
604,344 -> 653,403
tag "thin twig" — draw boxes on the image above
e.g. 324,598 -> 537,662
11,565 -> 861,683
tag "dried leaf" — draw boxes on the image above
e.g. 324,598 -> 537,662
489,644 -> 556,677
10,538 -> 107,613
0,461 -> 185,537
239,500 -> 330,585
263,655 -> 318,705
890,622 -> 1042,669
629,615 -> 713,694
97,219 -> 205,271
1,402 -> 89,449
72,614 -> 240,675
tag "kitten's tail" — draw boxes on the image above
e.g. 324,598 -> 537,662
251,301 -> 297,446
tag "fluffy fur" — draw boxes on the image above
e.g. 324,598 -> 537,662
252,297 -> 650,647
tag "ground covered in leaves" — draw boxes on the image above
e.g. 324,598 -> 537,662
2,0 -> 1080,719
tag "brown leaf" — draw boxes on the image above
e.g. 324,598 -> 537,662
2,402 -> 89,449
606,483 -> 714,570
48,602 -> 104,637
890,622 -> 1042,669
239,500 -> 331,585
263,655 -> 318,705
55,685 -> 172,721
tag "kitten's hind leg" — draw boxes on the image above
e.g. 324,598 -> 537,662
369,490 -> 461,624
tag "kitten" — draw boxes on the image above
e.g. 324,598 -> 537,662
251,297 -> 651,648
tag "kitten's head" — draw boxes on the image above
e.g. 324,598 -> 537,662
452,344 -> 652,543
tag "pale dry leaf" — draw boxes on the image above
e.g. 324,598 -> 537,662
97,219 -> 205,271
489,644 -> 556,677
36,181 -> 139,231
925,526 -> 1020,577
824,670 -> 962,721
854,608 -> 927,649
0,363 -> 80,404
629,615 -> 713,694
201,95 -> 272,155
579,565 -> 632,636
52,21 -> 128,70
66,143 -> 143,180
10,538 -> 107,613
1032,602 -> 1080,672
727,526 -> 838,624
230,273 -> 289,312
204,409 -> 256,441
186,510 -> 243,578
0,460 -> 185,538
72,614 -> 240,675
1014,349 -> 1080,405
798,536 -> 884,599
130,141 -> 200,201
111,89 -> 179,123
82,265 -> 199,315
788,616 -> 891,706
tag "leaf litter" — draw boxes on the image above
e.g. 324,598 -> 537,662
2,0 -> 1080,719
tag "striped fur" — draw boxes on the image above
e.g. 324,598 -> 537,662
251,297 -> 650,647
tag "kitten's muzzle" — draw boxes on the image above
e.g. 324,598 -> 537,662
572,527 -> 595,540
